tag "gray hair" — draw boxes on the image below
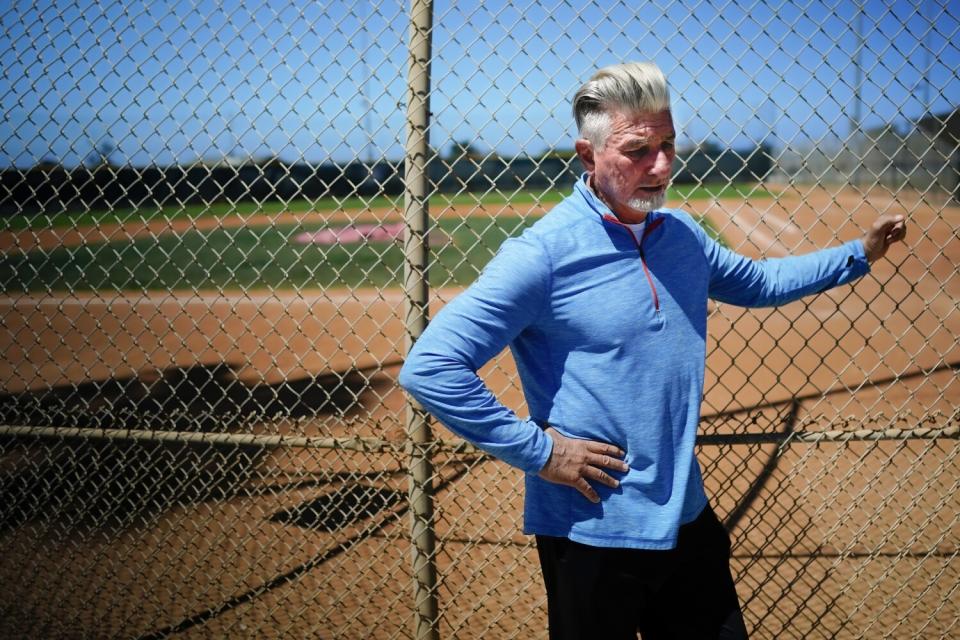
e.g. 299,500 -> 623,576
573,62 -> 671,149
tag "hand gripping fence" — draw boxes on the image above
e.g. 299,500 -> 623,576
0,1 -> 958,638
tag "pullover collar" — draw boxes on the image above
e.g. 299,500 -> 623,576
573,173 -> 662,228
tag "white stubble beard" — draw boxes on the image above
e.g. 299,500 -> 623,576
626,190 -> 666,213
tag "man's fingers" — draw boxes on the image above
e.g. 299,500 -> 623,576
575,478 -> 600,503
886,221 -> 906,242
586,441 -> 626,459
585,466 -> 620,489
881,221 -> 906,248
583,441 -> 629,471
878,216 -> 906,235
591,452 -> 630,473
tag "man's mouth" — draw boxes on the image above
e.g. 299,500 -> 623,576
637,185 -> 666,194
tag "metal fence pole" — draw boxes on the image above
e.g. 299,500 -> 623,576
403,1 -> 438,639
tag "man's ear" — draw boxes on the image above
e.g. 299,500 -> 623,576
575,138 -> 595,172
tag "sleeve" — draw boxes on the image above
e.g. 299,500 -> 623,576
398,233 -> 554,473
703,233 -> 871,307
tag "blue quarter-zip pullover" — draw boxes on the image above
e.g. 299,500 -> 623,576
399,176 -> 869,549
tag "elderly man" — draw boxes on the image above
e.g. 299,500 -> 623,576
399,61 -> 906,639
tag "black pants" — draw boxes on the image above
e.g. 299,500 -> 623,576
536,506 -> 748,640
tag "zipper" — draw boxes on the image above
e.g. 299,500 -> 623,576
603,214 -> 665,313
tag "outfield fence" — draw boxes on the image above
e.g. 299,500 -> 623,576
1,1 -> 959,638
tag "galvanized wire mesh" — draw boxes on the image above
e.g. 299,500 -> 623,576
1,0 -> 958,638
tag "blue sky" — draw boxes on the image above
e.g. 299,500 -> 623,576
1,0 -> 957,168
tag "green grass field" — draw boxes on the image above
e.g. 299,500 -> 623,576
2,186 -> 736,292
1,212 -> 725,293
1,216 -> 533,292
4,183 -> 770,231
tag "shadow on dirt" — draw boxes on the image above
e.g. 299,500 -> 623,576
270,483 -> 406,532
0,361 -> 395,532
700,359 -> 960,532
0,362 -> 391,431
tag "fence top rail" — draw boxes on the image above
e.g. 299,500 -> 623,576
697,423 -> 960,445
2,419 -> 957,451
0,423 -> 481,455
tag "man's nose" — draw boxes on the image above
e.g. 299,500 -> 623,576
649,151 -> 672,177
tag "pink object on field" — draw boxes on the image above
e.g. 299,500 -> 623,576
294,222 -> 450,246
293,223 -> 405,245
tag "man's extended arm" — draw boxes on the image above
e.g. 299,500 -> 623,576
704,214 -> 907,306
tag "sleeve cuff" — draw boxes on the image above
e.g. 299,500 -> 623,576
847,239 -> 871,278
516,419 -> 554,474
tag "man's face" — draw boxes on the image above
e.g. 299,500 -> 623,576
576,110 -> 676,222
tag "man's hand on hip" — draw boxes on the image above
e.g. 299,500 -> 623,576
538,427 -> 630,503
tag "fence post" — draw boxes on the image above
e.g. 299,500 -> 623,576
403,1 -> 438,639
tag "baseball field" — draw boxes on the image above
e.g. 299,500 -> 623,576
0,184 -> 957,638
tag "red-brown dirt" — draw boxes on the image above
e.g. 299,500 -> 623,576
0,186 -> 957,638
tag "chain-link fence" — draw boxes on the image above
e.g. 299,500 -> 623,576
1,1 -> 958,638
